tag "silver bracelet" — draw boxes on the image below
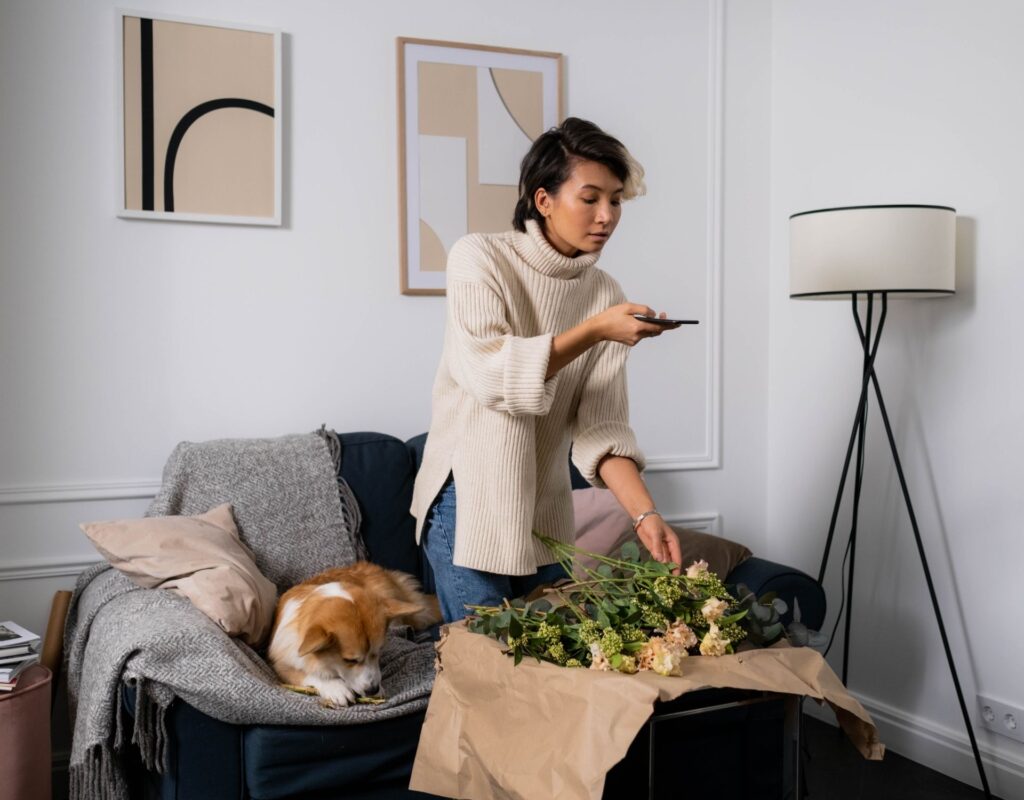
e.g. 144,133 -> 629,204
632,509 -> 661,531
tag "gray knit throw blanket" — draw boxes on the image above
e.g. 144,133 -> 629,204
65,429 -> 437,800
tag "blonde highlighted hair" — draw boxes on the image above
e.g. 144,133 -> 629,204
513,118 -> 646,232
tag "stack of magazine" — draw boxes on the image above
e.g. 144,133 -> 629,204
0,620 -> 41,691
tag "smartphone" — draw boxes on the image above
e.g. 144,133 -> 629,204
632,314 -> 700,326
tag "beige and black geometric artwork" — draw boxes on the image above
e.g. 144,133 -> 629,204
119,13 -> 281,225
398,39 -> 563,294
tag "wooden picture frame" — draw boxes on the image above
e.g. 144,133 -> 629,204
397,38 -> 563,295
117,9 -> 282,225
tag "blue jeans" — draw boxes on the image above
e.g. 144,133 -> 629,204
423,477 -> 567,623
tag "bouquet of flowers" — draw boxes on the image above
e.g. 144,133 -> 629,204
466,534 -> 795,676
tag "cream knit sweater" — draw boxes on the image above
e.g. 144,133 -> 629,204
410,219 -> 645,575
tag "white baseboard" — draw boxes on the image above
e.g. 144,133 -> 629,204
804,688 -> 1024,798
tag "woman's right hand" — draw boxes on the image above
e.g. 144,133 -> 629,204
548,303 -> 669,379
589,303 -> 668,347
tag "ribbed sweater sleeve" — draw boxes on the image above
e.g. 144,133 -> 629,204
446,238 -> 559,417
571,339 -> 646,488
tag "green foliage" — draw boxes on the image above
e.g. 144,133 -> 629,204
466,533 -> 800,671
731,583 -> 789,646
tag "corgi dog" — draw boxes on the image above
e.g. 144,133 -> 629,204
268,562 -> 441,707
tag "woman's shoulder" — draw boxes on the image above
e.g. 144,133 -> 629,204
446,230 -> 518,282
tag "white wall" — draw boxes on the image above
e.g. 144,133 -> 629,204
0,0 -> 772,671
768,0 -> 1024,794
19,0 -> 1021,792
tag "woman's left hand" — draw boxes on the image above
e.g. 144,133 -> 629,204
635,516 -> 682,574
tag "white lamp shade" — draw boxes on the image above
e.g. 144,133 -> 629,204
789,205 -> 956,298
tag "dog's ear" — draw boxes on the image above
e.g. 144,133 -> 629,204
383,598 -> 424,622
298,625 -> 334,656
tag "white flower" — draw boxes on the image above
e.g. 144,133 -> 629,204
664,620 -> 698,650
701,597 -> 729,623
653,640 -> 688,677
699,622 -> 730,657
685,559 -> 710,578
638,637 -> 689,677
588,642 -> 612,671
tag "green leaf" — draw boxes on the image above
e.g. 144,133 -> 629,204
514,647 -> 524,666
528,599 -> 553,614
718,610 -> 748,627
620,540 -> 641,562
597,564 -> 614,578
509,617 -> 523,639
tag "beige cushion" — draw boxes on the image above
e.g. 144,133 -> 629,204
80,503 -> 278,646
573,488 -> 752,579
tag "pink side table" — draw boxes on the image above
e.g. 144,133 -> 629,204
0,664 -> 52,800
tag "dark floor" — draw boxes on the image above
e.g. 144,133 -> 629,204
802,714 -> 998,800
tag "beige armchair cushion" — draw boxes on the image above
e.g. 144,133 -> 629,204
81,503 -> 278,646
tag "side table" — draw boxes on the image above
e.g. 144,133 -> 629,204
603,687 -> 801,799
0,664 -> 52,800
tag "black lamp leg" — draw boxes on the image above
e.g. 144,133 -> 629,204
818,295 -> 887,685
840,294 -> 876,684
818,295 -> 885,588
866,340 -> 992,798
819,292 -> 991,797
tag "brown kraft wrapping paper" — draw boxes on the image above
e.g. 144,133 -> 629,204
410,622 -> 884,800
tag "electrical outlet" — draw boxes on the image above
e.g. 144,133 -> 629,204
977,695 -> 1024,744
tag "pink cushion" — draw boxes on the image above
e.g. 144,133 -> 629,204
572,488 -> 752,578
573,488 -> 633,573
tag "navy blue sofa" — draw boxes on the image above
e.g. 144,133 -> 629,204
122,431 -> 825,800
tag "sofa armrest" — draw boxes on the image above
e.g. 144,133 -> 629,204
121,685 -> 243,800
725,556 -> 826,632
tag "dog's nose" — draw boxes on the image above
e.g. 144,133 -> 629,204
365,682 -> 380,697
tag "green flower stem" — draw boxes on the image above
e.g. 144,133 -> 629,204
534,532 -> 680,574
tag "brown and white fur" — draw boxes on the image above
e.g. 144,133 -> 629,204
267,562 -> 441,707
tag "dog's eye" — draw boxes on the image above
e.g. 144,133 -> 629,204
342,657 -> 362,665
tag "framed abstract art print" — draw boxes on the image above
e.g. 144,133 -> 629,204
117,10 -> 282,225
397,38 -> 563,295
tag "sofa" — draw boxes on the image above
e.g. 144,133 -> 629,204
118,430 -> 825,800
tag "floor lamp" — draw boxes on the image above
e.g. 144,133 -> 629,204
789,204 -> 991,797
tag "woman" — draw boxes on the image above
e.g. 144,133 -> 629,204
411,117 -> 682,623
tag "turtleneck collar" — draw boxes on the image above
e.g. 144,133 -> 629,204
511,218 -> 601,279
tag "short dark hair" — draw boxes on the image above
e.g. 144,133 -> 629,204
512,117 -> 645,232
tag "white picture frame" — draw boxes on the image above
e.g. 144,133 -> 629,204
397,38 -> 563,295
116,9 -> 282,225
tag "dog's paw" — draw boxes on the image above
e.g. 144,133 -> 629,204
315,679 -> 356,708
